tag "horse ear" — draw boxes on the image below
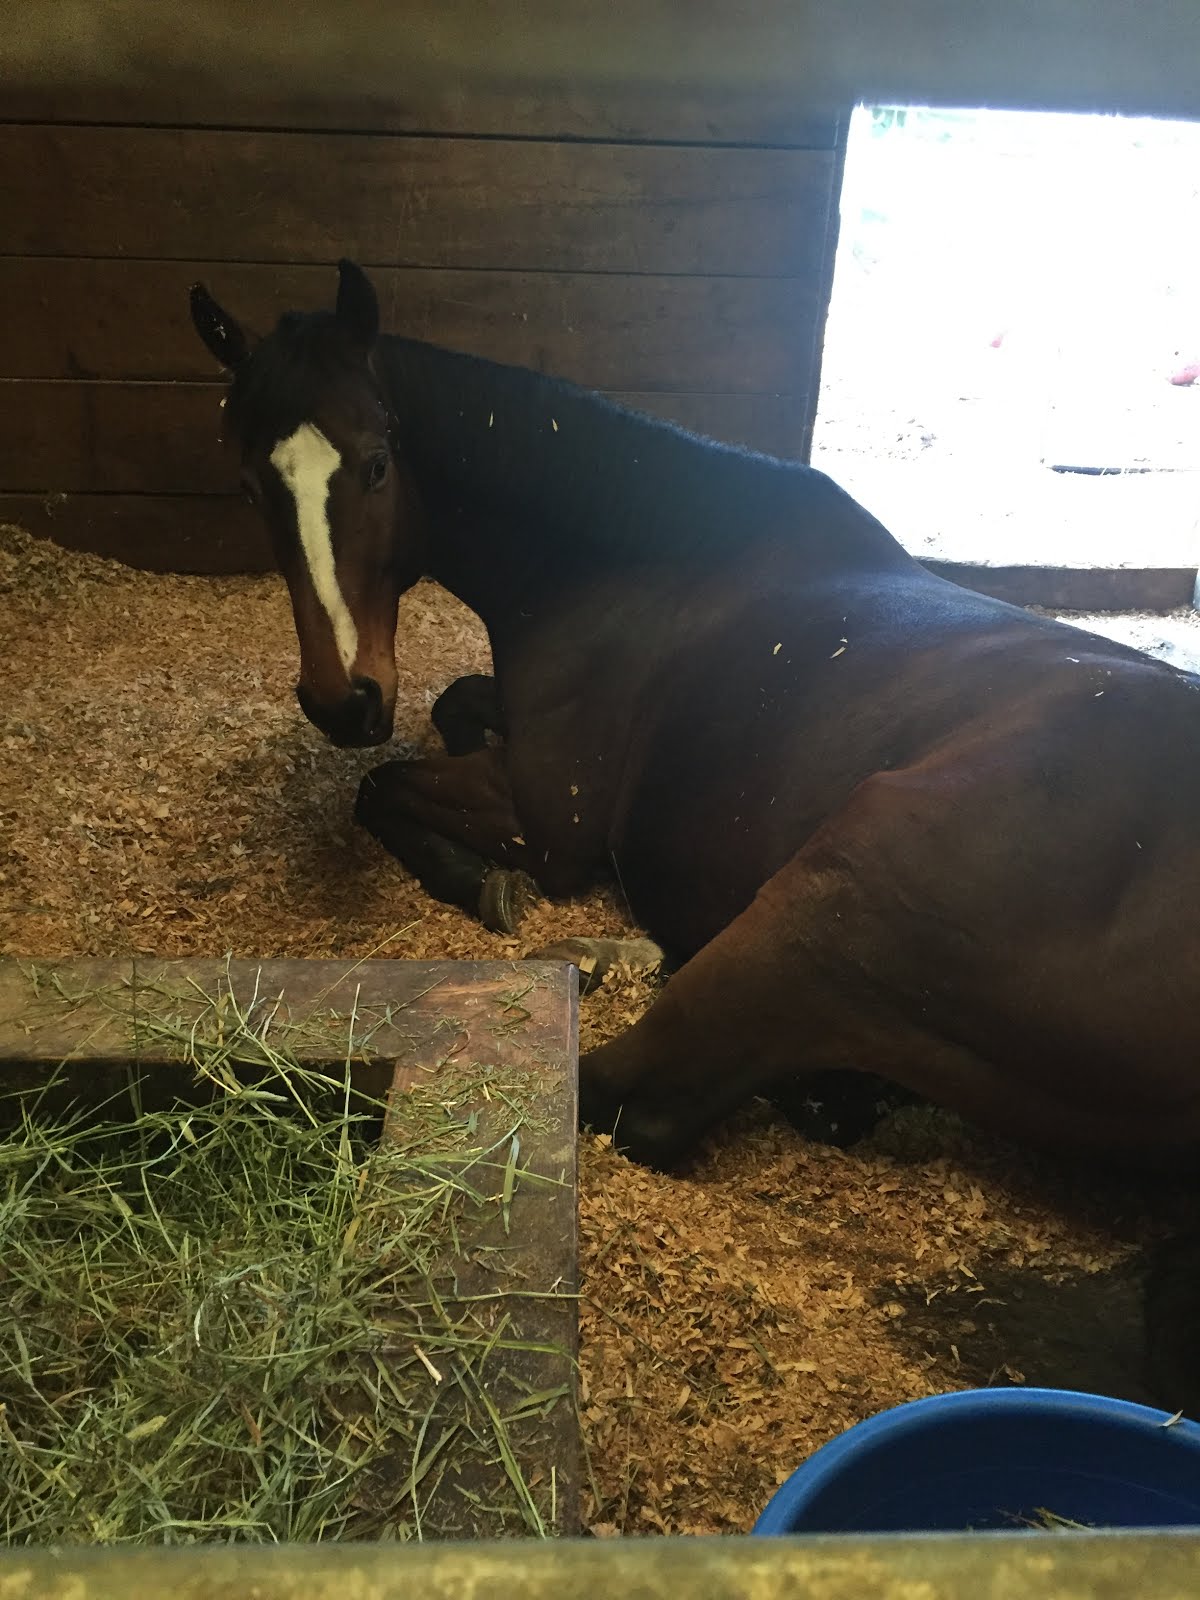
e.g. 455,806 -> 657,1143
335,258 -> 380,353
189,283 -> 251,371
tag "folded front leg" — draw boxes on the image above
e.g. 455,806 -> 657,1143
430,674 -> 506,756
355,748 -> 538,933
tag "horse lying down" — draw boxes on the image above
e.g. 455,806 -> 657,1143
191,260 -> 1200,1411
429,668 -> 913,1150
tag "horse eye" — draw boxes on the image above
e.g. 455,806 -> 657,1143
240,476 -> 260,506
364,453 -> 389,492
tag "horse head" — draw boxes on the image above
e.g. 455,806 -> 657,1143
189,260 -> 419,747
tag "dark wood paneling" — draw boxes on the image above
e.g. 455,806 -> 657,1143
1,493 -> 273,574
1,125 -> 834,277
0,383 -> 238,495
3,83 -> 838,149
0,381 -> 805,494
0,259 -> 817,391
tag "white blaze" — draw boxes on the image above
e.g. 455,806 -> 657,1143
270,423 -> 359,674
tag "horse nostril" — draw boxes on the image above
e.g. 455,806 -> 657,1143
294,678 -> 389,746
350,676 -> 388,741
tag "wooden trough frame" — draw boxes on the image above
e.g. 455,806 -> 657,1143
2,1528 -> 1200,1596
0,954 -> 580,1540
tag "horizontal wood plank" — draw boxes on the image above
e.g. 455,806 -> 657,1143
0,382 -> 238,495
1,493 -> 274,573
0,258 -> 817,392
12,0 -> 1200,142
925,561 -> 1198,611
2,82 -> 840,149
0,381 -> 807,495
1,125 -> 835,278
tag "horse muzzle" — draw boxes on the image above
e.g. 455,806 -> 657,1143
296,676 -> 394,747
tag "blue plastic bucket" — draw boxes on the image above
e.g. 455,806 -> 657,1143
754,1388 -> 1200,1535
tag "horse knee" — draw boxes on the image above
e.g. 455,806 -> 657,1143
579,1075 -> 691,1173
355,765 -> 485,904
431,673 -> 504,756
578,1030 -> 729,1171
354,760 -> 409,828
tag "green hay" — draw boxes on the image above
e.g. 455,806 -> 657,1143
1020,1508 -> 1095,1532
0,974 -> 569,1544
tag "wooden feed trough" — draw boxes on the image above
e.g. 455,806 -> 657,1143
0,954 -> 579,1541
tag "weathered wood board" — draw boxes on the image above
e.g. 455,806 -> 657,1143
11,0 -> 1200,140
0,260 -> 819,390
0,955 -> 580,1539
1,126 -> 834,279
0,117 -> 841,523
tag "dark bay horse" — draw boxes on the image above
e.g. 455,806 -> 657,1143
188,261 -> 1200,1184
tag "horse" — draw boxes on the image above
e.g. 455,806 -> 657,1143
186,256 -> 1200,1158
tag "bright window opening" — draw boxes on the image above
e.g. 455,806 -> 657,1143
814,106 -> 1200,577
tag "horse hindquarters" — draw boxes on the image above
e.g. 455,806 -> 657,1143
577,804 -> 998,1168
577,759 -> 1200,1170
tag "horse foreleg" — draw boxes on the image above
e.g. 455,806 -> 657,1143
355,749 -> 538,933
430,674 -> 506,757
578,841 -> 986,1170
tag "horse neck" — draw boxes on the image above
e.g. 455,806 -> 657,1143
374,337 -> 914,633
376,337 -> 710,622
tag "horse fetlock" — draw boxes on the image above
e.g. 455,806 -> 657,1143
354,761 -> 405,823
356,768 -> 498,913
478,868 -> 540,935
580,1085 -> 690,1172
615,1104 -> 695,1171
772,1069 -> 920,1149
578,1037 -> 694,1169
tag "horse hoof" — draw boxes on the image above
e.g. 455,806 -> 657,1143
772,1070 -> 921,1149
479,868 -> 539,934
531,937 -> 664,996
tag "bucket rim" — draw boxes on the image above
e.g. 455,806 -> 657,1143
753,1387 -> 1200,1536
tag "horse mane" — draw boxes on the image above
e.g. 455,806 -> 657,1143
377,335 -> 843,567
226,308 -> 901,571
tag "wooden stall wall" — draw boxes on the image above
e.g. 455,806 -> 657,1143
0,117 -> 845,574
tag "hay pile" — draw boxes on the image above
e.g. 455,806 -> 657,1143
0,524 -> 1184,1534
0,1000 -> 556,1544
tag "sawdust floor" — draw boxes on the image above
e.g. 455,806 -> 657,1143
1,524 -> 1194,1536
